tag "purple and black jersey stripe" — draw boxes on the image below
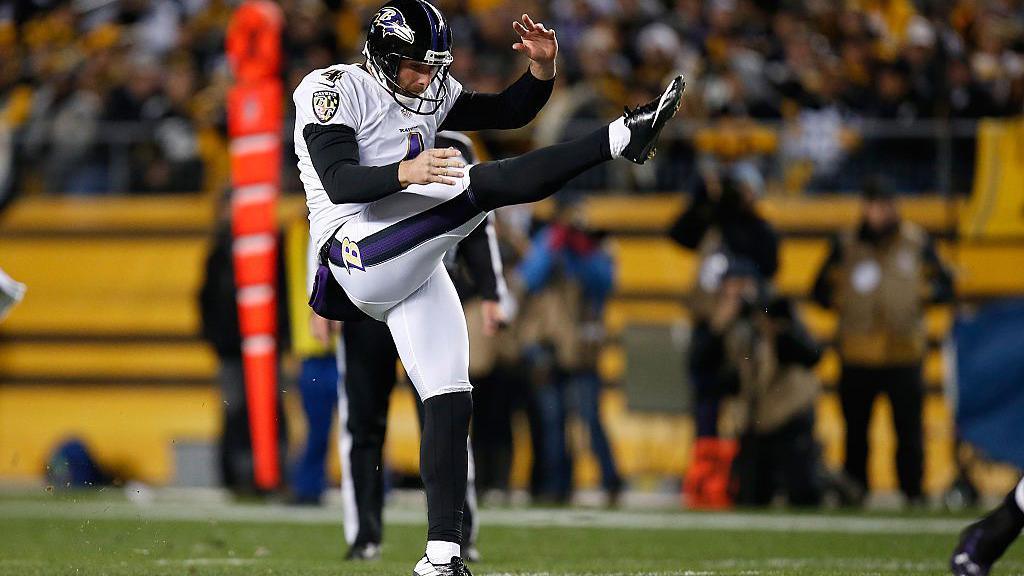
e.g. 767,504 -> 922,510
328,191 -> 480,270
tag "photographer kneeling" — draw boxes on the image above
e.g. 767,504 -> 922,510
690,257 -> 825,507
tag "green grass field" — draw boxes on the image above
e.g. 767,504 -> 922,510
2,490 -> 1023,576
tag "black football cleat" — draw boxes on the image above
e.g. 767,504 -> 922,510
412,555 -> 473,576
620,75 -> 685,164
950,503 -> 1023,576
345,542 -> 381,561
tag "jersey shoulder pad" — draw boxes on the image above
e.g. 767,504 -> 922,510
294,65 -> 366,126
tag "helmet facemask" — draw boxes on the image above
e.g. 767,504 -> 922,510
363,42 -> 453,115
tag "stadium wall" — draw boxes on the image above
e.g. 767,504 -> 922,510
1,189 -> 1022,495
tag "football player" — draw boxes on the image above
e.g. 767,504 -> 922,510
329,132 -> 499,563
296,70 -> 683,575
951,476 -> 1024,575
293,2 -> 684,574
294,0 -> 555,563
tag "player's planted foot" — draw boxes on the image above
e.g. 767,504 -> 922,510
413,555 -> 473,576
950,501 -> 1024,575
616,75 -> 685,164
345,542 -> 382,561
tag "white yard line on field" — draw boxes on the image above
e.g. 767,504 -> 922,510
703,557 -> 948,572
154,558 -> 261,567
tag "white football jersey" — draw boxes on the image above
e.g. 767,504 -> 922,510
292,63 -> 464,250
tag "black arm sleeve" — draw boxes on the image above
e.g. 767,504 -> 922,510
922,237 -> 955,304
811,235 -> 844,309
457,221 -> 499,301
439,70 -> 554,131
303,123 -> 402,204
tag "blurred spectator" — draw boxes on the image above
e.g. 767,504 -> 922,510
198,196 -> 289,495
139,60 -> 205,193
0,54 -> 32,207
3,0 -> 1021,195
22,61 -> 103,194
690,257 -> 825,507
290,315 -> 339,505
461,212 -> 522,500
811,177 -> 954,506
670,167 -> 779,508
693,115 -> 777,186
517,198 -> 623,505
669,167 -> 779,292
471,204 -> 534,502
284,222 -> 340,506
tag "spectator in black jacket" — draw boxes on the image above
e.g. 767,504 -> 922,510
668,168 -> 779,283
198,198 -> 288,494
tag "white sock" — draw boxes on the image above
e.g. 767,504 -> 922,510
608,116 -> 630,158
425,540 -> 460,565
1015,476 -> 1024,514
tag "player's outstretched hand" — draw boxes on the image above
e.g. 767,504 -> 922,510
398,148 -> 465,187
513,13 -> 557,80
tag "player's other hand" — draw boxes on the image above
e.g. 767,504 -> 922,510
398,147 -> 465,187
310,313 -> 340,346
512,13 -> 557,80
481,299 -> 507,336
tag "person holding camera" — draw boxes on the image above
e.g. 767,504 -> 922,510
517,197 -> 623,505
690,257 -> 825,507
669,167 -> 779,507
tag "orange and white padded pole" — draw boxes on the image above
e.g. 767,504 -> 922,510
225,0 -> 284,491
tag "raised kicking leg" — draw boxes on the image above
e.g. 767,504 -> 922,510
466,75 -> 684,212
327,75 -> 685,314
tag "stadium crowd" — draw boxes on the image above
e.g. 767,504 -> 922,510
0,0 -> 1022,198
